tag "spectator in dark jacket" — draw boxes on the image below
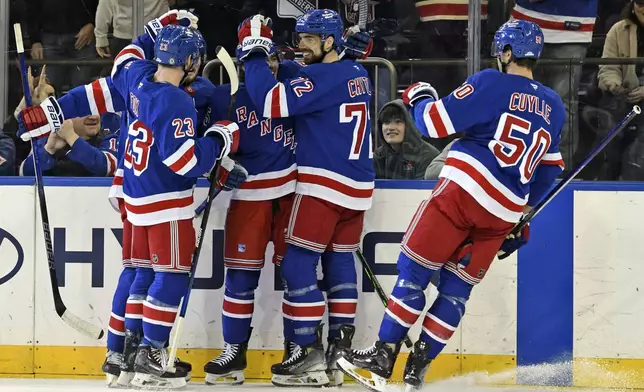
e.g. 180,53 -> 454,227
374,100 -> 439,179
27,0 -> 99,91
20,116 -> 118,177
0,131 -> 16,176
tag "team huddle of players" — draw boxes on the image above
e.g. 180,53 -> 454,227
16,7 -> 565,392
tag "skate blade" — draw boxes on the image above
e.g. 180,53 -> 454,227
131,372 -> 187,390
116,371 -> 134,387
205,371 -> 245,386
326,369 -> 345,387
336,357 -> 388,392
271,371 -> 330,388
105,372 -> 122,388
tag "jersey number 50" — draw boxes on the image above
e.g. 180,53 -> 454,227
124,120 -> 154,176
341,102 -> 373,160
490,113 -> 551,184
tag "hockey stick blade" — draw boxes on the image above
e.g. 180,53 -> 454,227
216,46 -> 239,97
14,23 -> 104,340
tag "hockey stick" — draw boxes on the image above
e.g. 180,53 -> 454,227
13,24 -> 105,340
354,249 -> 413,349
506,104 -> 642,239
358,0 -> 368,29
167,45 -> 239,370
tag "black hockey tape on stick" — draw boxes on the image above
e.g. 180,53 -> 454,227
355,249 -> 414,349
13,23 -> 104,340
167,45 -> 239,371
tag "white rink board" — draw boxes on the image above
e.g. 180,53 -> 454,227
573,191 -> 644,359
0,186 -> 516,355
0,186 -> 35,346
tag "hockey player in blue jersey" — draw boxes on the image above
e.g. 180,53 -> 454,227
337,20 -> 566,392
237,10 -> 374,387
19,23 -> 243,390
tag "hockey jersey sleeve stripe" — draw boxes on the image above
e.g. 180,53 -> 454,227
111,45 -> 145,78
264,83 -> 290,118
162,139 -> 198,175
424,100 -> 456,138
103,151 -> 117,176
541,152 -> 565,168
85,79 -> 115,115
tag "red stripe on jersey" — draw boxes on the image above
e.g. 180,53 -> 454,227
239,170 -> 298,190
223,298 -> 254,316
298,173 -> 373,199
109,315 -> 125,333
143,303 -> 177,324
168,145 -> 195,173
105,152 -> 117,175
112,174 -> 123,186
423,314 -> 456,341
270,85 -> 282,118
386,298 -> 421,326
417,3 -> 488,18
125,195 -> 194,214
541,159 -> 565,168
125,301 -> 143,316
91,80 -> 108,113
511,10 -> 594,32
329,301 -> 358,316
115,47 -> 144,62
427,103 -> 450,138
282,301 -> 326,318
444,157 -> 525,213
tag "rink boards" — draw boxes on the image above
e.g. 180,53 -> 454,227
0,178 -> 643,387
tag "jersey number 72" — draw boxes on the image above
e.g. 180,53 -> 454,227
490,113 -> 552,184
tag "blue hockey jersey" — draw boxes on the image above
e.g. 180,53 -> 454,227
414,69 -> 565,223
208,84 -> 296,201
512,0 -> 597,43
244,57 -> 374,211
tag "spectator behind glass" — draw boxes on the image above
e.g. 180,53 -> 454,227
95,0 -> 169,59
27,0 -> 99,92
19,115 -> 118,177
0,129 -> 16,176
598,0 -> 644,180
5,66 -> 56,169
374,100 -> 439,179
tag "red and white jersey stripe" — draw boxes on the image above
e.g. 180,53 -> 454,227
111,44 -> 145,78
125,298 -> 143,320
296,166 -> 374,211
422,100 -> 457,139
103,150 -> 117,176
415,0 -> 488,22
511,4 -> 595,44
385,296 -> 423,328
422,313 -> 457,344
142,300 -> 178,328
439,150 -> 529,223
162,139 -> 204,176
108,312 -> 125,337
108,168 -> 124,212
327,298 -> 358,319
263,83 -> 290,118
282,299 -> 326,322
124,188 -> 195,226
85,78 -> 116,115
222,296 -> 255,319
232,164 -> 297,201
541,152 -> 565,170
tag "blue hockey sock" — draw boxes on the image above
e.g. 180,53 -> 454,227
107,267 -> 136,353
222,269 -> 261,344
378,252 -> 435,343
419,268 -> 472,359
280,244 -> 324,347
124,267 -> 154,333
321,251 -> 358,340
141,272 -> 188,349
